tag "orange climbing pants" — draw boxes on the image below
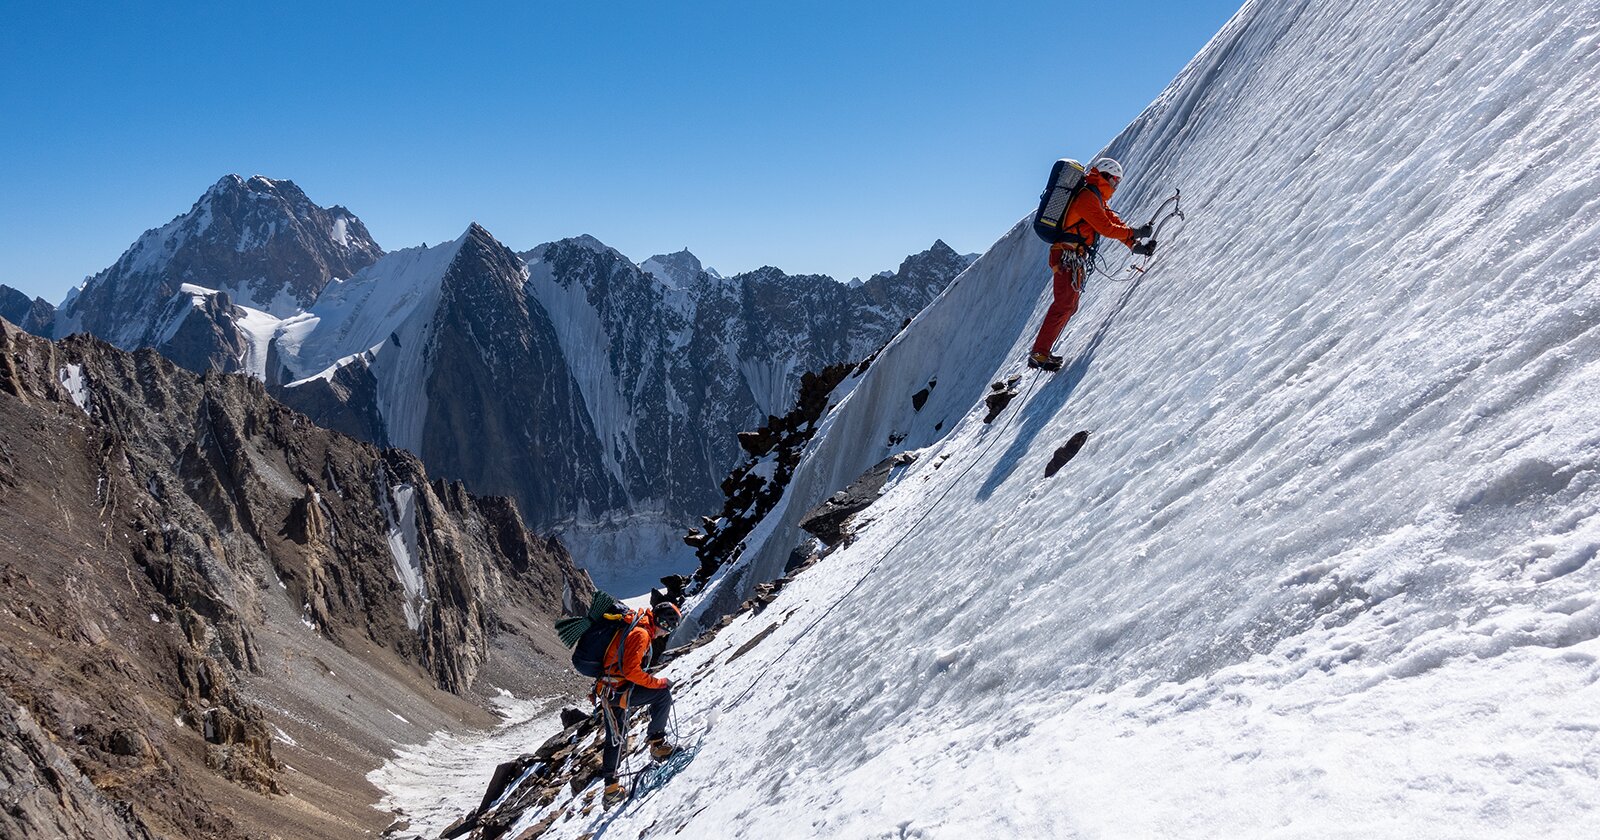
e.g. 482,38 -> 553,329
1031,243 -> 1086,356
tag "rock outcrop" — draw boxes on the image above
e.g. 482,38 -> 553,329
683,361 -> 858,591
0,283 -> 56,336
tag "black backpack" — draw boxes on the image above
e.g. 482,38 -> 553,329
1032,158 -> 1088,244
556,591 -> 644,678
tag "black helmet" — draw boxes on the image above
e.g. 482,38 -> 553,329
653,602 -> 682,632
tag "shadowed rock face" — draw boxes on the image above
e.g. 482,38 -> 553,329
418,226 -> 627,524
0,319 -> 587,840
513,237 -> 971,529
0,284 -> 56,336
0,285 -> 31,323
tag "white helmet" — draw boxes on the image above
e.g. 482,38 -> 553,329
1091,157 -> 1124,180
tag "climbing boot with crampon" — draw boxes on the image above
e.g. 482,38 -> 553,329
602,780 -> 628,809
1027,351 -> 1063,372
647,736 -> 679,761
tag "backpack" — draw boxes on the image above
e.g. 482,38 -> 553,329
1032,158 -> 1088,245
555,591 -> 644,678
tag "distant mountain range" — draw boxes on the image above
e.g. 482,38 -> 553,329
2,175 -> 971,581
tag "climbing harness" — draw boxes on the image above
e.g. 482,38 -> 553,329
1060,246 -> 1093,293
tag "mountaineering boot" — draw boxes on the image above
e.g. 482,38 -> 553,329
648,735 -> 679,761
603,779 -> 628,809
1027,351 -> 1064,372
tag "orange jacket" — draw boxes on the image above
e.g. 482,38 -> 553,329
1061,171 -> 1135,248
600,611 -> 667,690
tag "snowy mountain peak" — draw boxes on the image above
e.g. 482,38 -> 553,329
889,238 -> 971,283
640,248 -> 705,288
48,175 -> 383,355
441,223 -> 528,295
201,173 -> 310,213
567,233 -> 618,256
205,173 -> 247,196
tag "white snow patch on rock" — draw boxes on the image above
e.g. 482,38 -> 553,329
57,364 -> 91,415
383,480 -> 426,631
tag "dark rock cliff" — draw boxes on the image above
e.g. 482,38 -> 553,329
418,225 -> 627,524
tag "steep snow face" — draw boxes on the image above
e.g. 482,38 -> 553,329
521,0 -> 1600,836
279,234 -> 468,450
380,476 -> 426,632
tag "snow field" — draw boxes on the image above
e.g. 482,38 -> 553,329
368,692 -> 564,839
380,476 -> 426,632
520,0 -> 1600,836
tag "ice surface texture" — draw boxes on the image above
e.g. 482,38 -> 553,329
512,0 -> 1600,836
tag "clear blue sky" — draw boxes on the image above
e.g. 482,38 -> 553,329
0,1 -> 1242,302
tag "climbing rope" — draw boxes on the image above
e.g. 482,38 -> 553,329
632,744 -> 698,797
723,368 -> 1046,711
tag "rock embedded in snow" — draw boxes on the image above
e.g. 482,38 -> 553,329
982,375 -> 1021,423
1043,430 -> 1090,477
797,452 -> 918,546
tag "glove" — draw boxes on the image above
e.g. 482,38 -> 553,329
1131,223 -> 1154,240
1131,240 -> 1157,257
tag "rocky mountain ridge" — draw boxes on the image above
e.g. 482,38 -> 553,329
0,319 -> 586,840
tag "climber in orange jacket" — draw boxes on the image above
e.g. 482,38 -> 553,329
1029,157 -> 1155,371
598,602 -> 681,807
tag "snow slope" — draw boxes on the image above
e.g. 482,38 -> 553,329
504,0 -> 1600,836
